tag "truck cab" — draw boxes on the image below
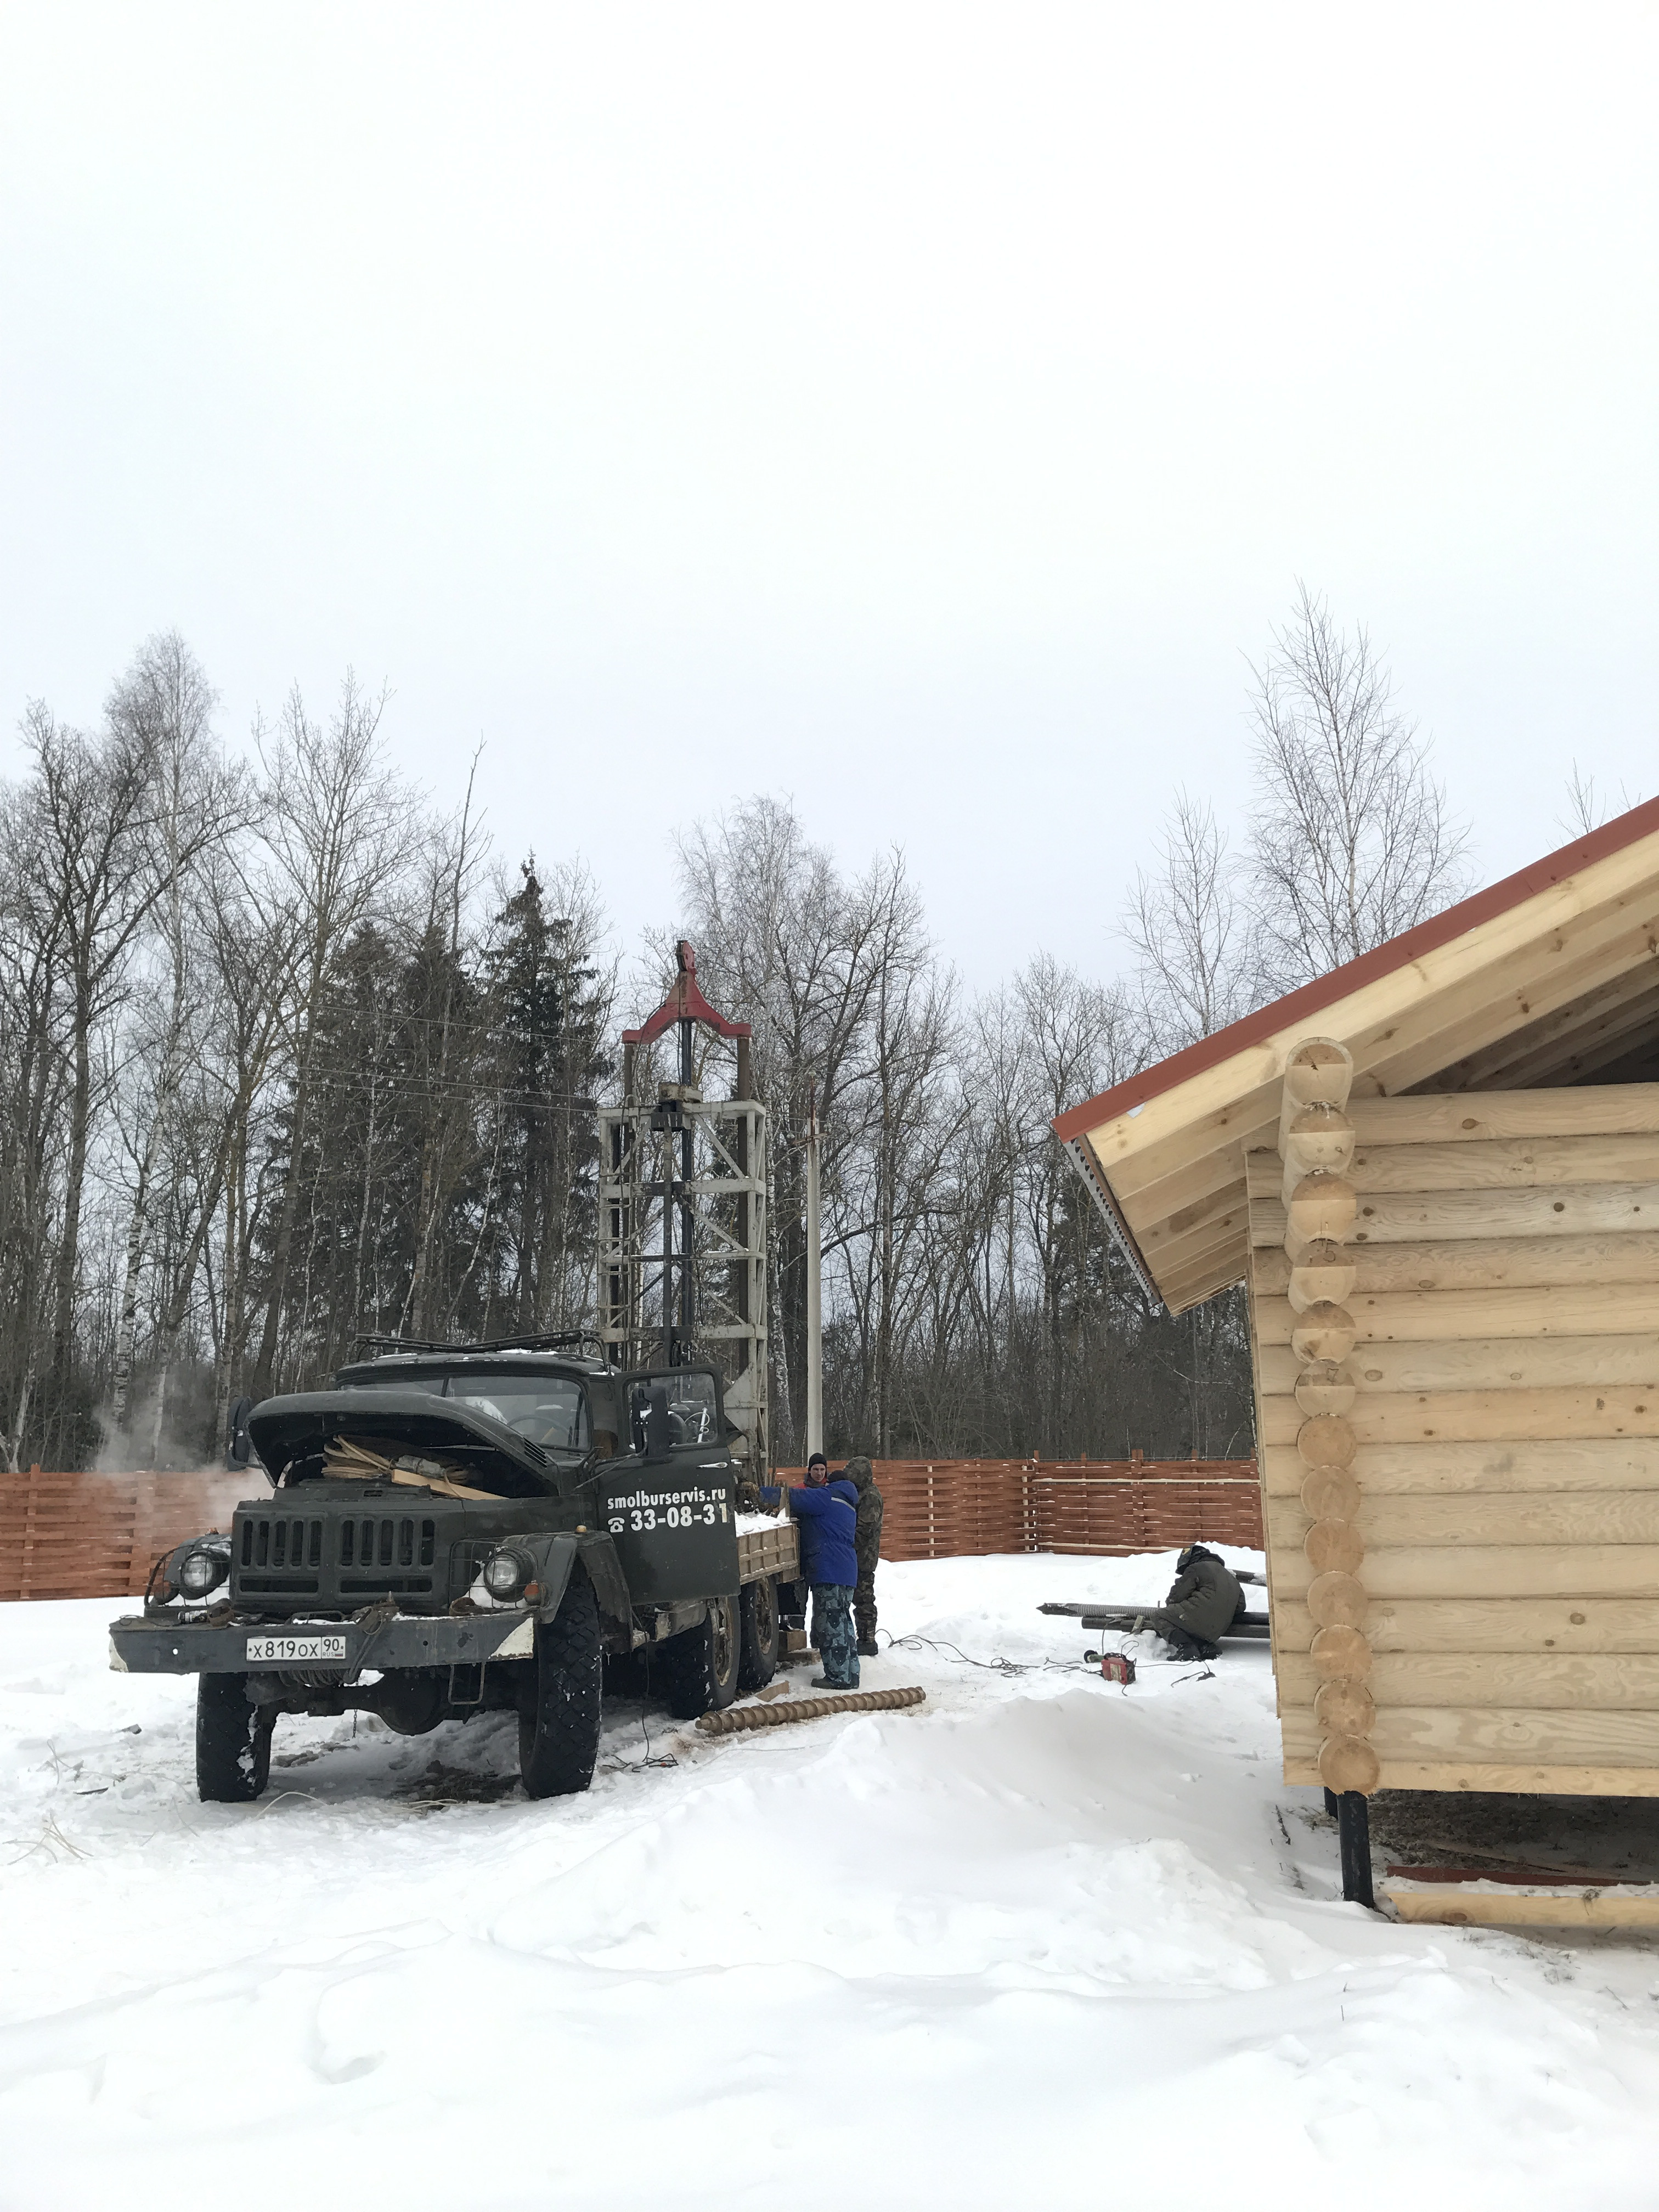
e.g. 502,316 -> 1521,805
108,1339 -> 796,1805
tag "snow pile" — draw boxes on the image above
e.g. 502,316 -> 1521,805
735,1508 -> 790,1534
4,1550 -> 1659,2207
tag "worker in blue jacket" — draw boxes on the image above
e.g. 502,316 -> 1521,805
787,1452 -> 861,1689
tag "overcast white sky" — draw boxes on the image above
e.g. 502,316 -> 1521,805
2,4 -> 1654,991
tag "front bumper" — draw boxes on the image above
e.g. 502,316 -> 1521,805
109,1606 -> 536,1678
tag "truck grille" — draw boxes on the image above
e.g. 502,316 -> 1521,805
236,1510 -> 437,1598
338,1512 -> 437,1594
238,1511 -> 324,1592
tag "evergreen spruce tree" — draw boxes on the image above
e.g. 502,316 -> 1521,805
485,861 -> 611,1335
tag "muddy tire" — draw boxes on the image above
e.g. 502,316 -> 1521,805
196,1672 -> 273,1803
659,1593 -> 741,1719
737,1576 -> 779,1692
518,1570 -> 603,1799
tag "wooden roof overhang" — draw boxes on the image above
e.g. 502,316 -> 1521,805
1054,798 -> 1659,1315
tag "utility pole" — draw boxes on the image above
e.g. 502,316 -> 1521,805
805,1079 -> 823,1460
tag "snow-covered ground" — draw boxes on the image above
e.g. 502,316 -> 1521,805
7,1549 -> 1659,2209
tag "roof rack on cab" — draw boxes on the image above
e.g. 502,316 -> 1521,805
351,1331 -> 611,1365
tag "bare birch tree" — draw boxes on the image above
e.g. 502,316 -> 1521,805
18,699 -> 188,1455
837,857 -> 964,1457
401,761 -> 489,1341
248,674 -> 409,1396
1560,762 -> 1643,839
105,635 -> 245,1438
1247,584 -> 1469,988
0,773 -> 73,1468
1123,788 -> 1254,1052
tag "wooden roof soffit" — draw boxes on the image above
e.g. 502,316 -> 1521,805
1060,1133 -> 1163,1307
1052,796 -> 1659,1313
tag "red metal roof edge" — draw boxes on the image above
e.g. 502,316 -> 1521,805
1053,793 -> 1659,1148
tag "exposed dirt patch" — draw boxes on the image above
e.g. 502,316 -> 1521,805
1367,1788 -> 1659,1879
390,1759 -> 523,1809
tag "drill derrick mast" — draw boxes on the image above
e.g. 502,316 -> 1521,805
597,942 -> 770,1480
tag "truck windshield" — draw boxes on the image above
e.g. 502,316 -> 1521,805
340,1370 -> 590,1451
448,1379 -> 590,1451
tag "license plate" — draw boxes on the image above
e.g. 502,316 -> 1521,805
245,1633 -> 349,1663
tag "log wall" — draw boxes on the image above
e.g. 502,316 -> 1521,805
1249,1077 -> 1659,1795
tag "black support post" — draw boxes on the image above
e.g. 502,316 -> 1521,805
1336,1791 -> 1374,1906
679,1014 -> 695,1356
1323,1787 -> 1339,1817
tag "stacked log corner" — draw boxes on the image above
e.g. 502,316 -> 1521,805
1273,1039 -> 1379,1798
1248,1075 -> 1659,1797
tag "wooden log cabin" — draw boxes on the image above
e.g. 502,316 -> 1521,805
1053,797 -> 1659,1905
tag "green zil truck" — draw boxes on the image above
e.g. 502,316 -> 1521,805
107,1339 -> 799,1802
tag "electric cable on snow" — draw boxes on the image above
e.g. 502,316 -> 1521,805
879,1629 -> 1097,1677
879,1627 -> 1209,1681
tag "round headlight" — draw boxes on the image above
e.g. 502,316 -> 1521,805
482,1547 -> 529,1601
178,1547 -> 226,1598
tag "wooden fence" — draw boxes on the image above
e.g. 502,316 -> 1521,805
775,1455 -> 1263,1562
1,1455 -> 1262,1600
0,1471 -> 252,1601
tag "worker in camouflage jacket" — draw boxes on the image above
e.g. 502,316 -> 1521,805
788,1452 -> 861,1689
843,1454 -> 883,1656
1150,1543 -> 1242,1662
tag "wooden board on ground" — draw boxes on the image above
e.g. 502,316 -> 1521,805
1386,1887 -> 1659,1928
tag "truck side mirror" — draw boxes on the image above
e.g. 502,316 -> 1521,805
228,1395 -> 255,1468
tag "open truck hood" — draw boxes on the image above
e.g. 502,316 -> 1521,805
246,1389 -> 555,1499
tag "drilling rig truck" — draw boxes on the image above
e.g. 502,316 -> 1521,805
106,945 -> 800,1802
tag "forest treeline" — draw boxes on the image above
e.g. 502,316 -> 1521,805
2,591 -> 1472,1471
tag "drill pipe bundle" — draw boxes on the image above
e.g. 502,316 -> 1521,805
696,1685 -> 926,1734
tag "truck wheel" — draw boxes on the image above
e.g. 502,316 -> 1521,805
737,1576 -> 779,1692
659,1593 -> 741,1719
518,1570 -> 603,1799
196,1673 -> 273,1803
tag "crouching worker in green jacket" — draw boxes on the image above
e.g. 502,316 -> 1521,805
1149,1543 -> 1242,1662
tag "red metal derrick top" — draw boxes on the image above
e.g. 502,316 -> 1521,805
621,940 -> 752,1045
